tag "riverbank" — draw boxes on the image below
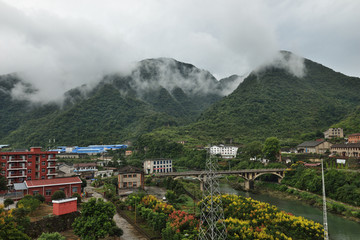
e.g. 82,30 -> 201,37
255,181 -> 360,223
223,177 -> 360,223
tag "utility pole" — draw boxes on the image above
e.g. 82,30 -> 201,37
322,159 -> 329,240
199,152 -> 227,240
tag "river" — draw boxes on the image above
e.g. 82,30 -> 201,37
219,183 -> 360,240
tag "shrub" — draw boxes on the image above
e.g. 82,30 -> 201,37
4,198 -> 14,208
37,232 -> 65,240
72,193 -> 81,204
34,194 -> 45,203
17,195 -> 41,212
51,191 -> 66,201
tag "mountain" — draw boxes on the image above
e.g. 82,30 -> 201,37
145,52 -> 360,145
332,107 -> 360,135
0,58 -> 231,147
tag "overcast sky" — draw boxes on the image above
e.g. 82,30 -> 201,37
0,0 -> 359,102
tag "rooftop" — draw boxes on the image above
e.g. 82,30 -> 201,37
25,177 -> 82,188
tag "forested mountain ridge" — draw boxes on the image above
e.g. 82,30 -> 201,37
0,58 -> 234,147
143,53 -> 360,146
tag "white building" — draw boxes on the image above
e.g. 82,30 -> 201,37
210,145 -> 238,159
143,159 -> 172,174
324,128 -> 344,139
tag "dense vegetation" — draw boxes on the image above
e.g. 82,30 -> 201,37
2,53 -> 360,149
0,58 -> 226,148
282,163 -> 360,206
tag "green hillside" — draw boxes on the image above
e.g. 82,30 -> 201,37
332,107 -> 360,135
0,58 -> 226,148
144,53 -> 360,146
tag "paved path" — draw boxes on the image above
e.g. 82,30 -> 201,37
84,186 -> 148,240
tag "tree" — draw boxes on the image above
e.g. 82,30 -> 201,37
0,205 -> 31,240
262,137 -> 281,162
37,232 -> 65,240
72,198 -> 122,240
51,191 -> 66,201
4,198 -> 14,209
244,141 -> 263,158
0,174 -> 7,191
81,178 -> 87,192
34,194 -> 45,203
17,195 -> 41,213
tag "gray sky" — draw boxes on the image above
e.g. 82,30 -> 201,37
0,0 -> 359,102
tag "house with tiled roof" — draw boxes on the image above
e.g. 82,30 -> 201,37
331,143 -> 360,158
118,166 -> 144,192
14,176 -> 82,202
297,140 -> 332,154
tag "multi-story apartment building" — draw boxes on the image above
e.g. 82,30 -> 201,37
0,147 -> 57,191
323,128 -> 344,139
348,133 -> 360,143
118,166 -> 144,191
210,145 -> 239,159
143,159 -> 173,174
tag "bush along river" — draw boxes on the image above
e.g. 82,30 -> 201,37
219,183 -> 360,240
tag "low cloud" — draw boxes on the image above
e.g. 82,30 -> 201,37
256,52 -> 306,78
0,0 -> 358,102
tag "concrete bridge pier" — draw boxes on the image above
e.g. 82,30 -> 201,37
244,180 -> 254,191
200,176 -> 206,192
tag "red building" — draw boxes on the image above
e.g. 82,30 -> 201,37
0,147 -> 57,192
348,133 -> 360,143
24,177 -> 82,202
52,197 -> 78,215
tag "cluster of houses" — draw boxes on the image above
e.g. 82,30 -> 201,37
296,128 -> 360,158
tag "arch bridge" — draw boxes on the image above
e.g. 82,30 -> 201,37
152,168 -> 286,191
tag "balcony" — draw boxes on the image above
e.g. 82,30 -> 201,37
47,164 -> 56,168
47,172 -> 58,176
8,157 -> 27,162
7,172 -> 26,178
47,158 -> 58,162
8,164 -> 27,170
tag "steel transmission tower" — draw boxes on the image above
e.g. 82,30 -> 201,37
199,152 -> 227,240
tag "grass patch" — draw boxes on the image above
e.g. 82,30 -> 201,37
29,203 -> 54,222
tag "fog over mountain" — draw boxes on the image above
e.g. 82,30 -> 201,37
1,0 -> 359,103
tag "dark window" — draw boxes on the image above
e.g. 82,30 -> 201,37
27,177 -> 31,180
46,190 -> 51,196
42,169 -> 45,172
41,176 -> 45,179
133,174 -> 137,177
28,155 -> 32,158
72,187 -> 78,193
42,162 -> 46,166
28,169 -> 32,173
33,191 -> 39,195
133,182 -> 137,187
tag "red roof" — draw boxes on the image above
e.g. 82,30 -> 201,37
348,133 -> 360,137
25,177 -> 82,188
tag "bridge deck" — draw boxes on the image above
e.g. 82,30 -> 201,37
152,168 -> 286,177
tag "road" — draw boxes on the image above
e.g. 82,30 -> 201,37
84,185 -> 148,240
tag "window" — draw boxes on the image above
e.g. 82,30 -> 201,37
33,191 -> 39,195
28,155 -> 32,158
42,154 -> 46,158
124,175 -> 127,178
1,156 -> 5,159
72,187 -> 78,193
41,176 -> 45,179
2,170 -> 5,175
153,161 -> 156,164
123,182 -> 127,188
28,162 -> 32,166
133,182 -> 137,187
128,182 -> 132,187
28,169 -> 32,173
128,174 -> 133,178
42,162 -> 46,166
27,177 -> 31,180
46,190 -> 52,196
42,169 -> 45,172
60,188 -> 65,192
1,163 -> 5,167
133,174 -> 137,177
